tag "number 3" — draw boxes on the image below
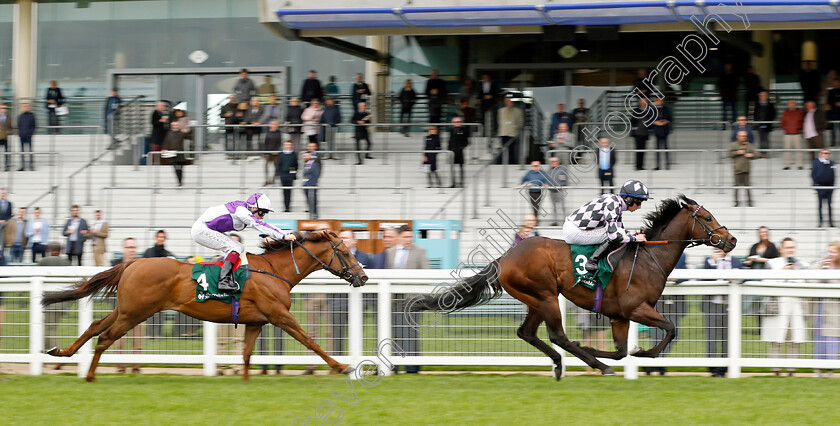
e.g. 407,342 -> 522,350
574,254 -> 588,275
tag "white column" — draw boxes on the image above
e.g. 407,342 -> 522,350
29,276 -> 44,375
727,281 -> 742,378
376,281 -> 393,376
76,296 -> 94,378
624,321 -> 639,379
348,286 -> 363,367
12,0 -> 37,104
203,321 -> 217,376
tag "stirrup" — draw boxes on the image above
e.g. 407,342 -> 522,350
218,275 -> 238,292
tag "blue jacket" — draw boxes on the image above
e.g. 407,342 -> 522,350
812,159 -> 836,187
25,218 -> 50,248
352,249 -> 372,268
321,105 -> 341,126
303,158 -> 321,186
369,251 -> 387,269
521,169 -> 550,193
17,112 -> 36,137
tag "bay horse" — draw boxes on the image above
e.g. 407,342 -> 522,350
410,195 -> 736,378
42,230 -> 367,382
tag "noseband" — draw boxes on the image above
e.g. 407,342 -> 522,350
688,205 -> 733,250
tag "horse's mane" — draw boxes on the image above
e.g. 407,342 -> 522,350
642,194 -> 698,238
260,231 -> 332,253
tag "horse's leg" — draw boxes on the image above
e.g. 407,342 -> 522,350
579,319 -> 630,360
516,307 -> 565,380
268,308 -> 351,374
241,324 -> 263,382
85,311 -> 155,382
48,309 -> 118,357
627,303 -> 676,358
540,301 -> 615,375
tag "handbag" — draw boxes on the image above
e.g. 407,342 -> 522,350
758,296 -> 779,316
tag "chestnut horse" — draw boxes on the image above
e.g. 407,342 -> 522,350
411,195 -> 736,379
42,231 -> 367,382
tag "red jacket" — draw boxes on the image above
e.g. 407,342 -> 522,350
781,108 -> 804,135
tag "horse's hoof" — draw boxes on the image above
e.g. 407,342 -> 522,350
629,345 -> 642,356
85,376 -> 96,383
553,365 -> 565,381
602,367 -> 616,376
342,366 -> 355,375
45,347 -> 59,356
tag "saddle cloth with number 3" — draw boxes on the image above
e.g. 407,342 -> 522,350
569,243 -> 628,290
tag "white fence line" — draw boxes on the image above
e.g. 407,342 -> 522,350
2,267 -> 840,379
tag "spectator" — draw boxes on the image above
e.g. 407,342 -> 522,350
761,237 -> 808,376
459,77 -> 476,105
398,80 -> 417,136
742,66 -> 763,116
244,97 -> 264,152
448,117 -> 469,188
62,205 -> 88,265
799,61 -> 821,103
652,97 -> 672,170
144,230 -> 174,258
326,75 -> 339,96
804,100 -> 828,161
512,214 -> 539,247
630,99 -> 651,171
718,63 -> 739,123
257,75 -> 276,96
352,101 -> 372,165
45,80 -> 65,134
301,98 -> 324,144
0,105 -> 11,171
386,225 -> 429,374
520,160 -> 550,216
220,95 -> 237,157
260,94 -> 282,125
730,115 -> 755,143
233,68 -> 256,104
304,222 -> 333,374
285,97 -> 304,151
112,237 -> 142,373
351,73 -> 371,113
728,130 -> 756,207
815,240 -> 840,377
150,101 -> 170,163
827,78 -> 840,147
38,242 -> 68,266
572,98 -> 590,142
89,209 -> 109,266
549,104 -> 572,140
498,97 -> 524,164
597,137 -> 617,195
370,227 -> 399,269
104,88 -> 121,134
425,69 -> 448,122
744,226 -> 780,270
703,248 -> 742,377
161,120 -> 192,187
812,149 -> 836,227
16,102 -> 35,171
277,140 -> 298,212
320,98 -> 341,158
303,146 -> 321,220
781,99 -> 805,170
300,70 -> 323,104
547,157 -> 568,226
478,73 -> 500,136
753,91 -> 777,154
423,126 -> 442,188
328,229 -> 372,358
552,122 -> 571,150
0,189 -> 12,260
25,207 -> 49,263
263,120 -> 282,186
5,207 -> 27,263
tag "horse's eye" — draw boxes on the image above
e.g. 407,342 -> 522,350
706,216 -> 712,222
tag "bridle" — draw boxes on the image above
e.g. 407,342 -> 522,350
288,236 -> 364,286
685,204 -> 733,250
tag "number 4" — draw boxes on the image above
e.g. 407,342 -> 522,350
197,273 -> 209,291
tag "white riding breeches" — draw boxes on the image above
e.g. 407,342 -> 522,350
562,220 -> 608,245
191,222 -> 245,255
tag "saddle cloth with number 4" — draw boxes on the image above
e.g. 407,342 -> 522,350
192,258 -> 250,303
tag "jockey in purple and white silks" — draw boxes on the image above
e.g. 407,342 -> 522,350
562,180 -> 651,273
191,193 -> 295,292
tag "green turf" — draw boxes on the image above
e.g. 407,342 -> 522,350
1,374 -> 838,425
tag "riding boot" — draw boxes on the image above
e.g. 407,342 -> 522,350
585,239 -> 623,273
217,260 -> 238,292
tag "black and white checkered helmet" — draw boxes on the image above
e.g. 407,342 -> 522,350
618,180 -> 652,200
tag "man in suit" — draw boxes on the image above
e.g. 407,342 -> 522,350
703,248 -> 742,377
89,209 -> 109,266
478,74 -> 500,136
300,70 -> 323,105
448,117 -> 470,188
17,102 -> 36,171
5,207 -> 28,263
25,207 -> 50,263
352,102 -> 372,165
804,100 -> 828,161
424,69 -> 448,122
329,229 -> 372,356
62,205 -> 88,265
351,73 -> 371,113
386,225 -> 429,373
277,141 -> 298,212
597,137 -> 617,194
303,144 -> 322,220
812,149 -> 836,227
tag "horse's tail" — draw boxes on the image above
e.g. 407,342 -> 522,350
41,260 -> 136,306
409,260 -> 503,313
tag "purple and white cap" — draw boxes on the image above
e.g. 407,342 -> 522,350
246,193 -> 274,212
